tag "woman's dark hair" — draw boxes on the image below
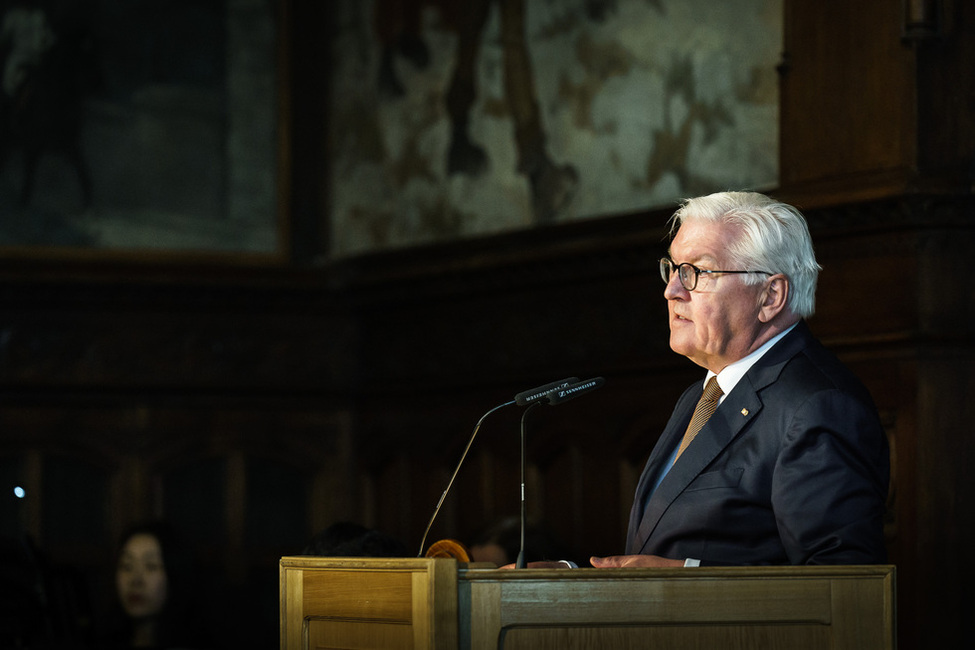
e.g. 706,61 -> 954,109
105,521 -> 210,649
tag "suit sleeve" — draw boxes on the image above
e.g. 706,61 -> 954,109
772,388 -> 890,564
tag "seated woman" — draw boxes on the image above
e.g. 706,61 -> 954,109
104,521 -> 211,649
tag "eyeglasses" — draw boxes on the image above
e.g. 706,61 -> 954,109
659,257 -> 772,292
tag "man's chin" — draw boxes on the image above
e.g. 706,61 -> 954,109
668,336 -> 692,358
669,340 -> 709,369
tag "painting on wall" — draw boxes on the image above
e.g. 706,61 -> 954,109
0,0 -> 280,257
329,0 -> 782,258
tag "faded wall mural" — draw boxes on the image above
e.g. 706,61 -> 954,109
330,0 -> 782,258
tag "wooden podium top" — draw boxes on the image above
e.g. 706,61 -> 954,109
280,557 -> 895,650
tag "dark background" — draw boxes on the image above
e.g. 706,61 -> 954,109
2,1 -> 974,649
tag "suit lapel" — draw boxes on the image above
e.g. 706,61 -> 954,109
626,387 -> 697,553
635,389 -> 696,496
630,386 -> 762,554
629,323 -> 813,555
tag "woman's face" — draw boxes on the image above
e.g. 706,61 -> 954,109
116,533 -> 168,620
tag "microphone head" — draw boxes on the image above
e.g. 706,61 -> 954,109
514,377 -> 580,406
544,377 -> 605,405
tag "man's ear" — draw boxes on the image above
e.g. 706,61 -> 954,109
758,275 -> 789,323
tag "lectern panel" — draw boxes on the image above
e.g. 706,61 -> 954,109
307,618 -> 413,650
280,557 -> 460,650
501,624 -> 830,650
302,569 -> 413,621
494,575 -> 832,625
461,567 -> 894,650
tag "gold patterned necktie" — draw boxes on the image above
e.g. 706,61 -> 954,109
674,376 -> 723,460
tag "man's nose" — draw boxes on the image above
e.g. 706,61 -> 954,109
663,271 -> 686,298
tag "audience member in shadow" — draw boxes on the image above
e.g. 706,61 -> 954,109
101,521 -> 212,649
302,521 -> 409,558
0,533 -> 94,648
467,516 -> 575,567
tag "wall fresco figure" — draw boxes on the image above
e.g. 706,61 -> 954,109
375,0 -> 578,224
0,0 -> 97,209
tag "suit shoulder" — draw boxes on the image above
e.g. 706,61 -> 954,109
776,337 -> 877,407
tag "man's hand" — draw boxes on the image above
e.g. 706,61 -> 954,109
590,554 -> 684,568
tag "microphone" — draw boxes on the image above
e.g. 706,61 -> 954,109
417,377 -> 586,558
514,377 -> 580,406
543,377 -> 605,405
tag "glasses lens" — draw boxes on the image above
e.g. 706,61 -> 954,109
678,263 -> 697,291
659,258 -> 672,284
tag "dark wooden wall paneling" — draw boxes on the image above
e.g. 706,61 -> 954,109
0,272 -> 357,646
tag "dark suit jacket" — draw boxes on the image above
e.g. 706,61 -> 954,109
626,321 -> 889,565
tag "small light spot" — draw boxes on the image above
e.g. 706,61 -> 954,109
13,486 -> 26,499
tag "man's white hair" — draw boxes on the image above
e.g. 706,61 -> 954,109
670,191 -> 821,318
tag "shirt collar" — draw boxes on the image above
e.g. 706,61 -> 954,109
706,322 -> 799,402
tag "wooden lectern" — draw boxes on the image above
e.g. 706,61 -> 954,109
280,556 -> 895,649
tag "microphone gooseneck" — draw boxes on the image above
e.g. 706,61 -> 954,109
417,399 -> 515,558
514,377 -> 606,567
417,376 -> 606,560
515,402 -> 541,569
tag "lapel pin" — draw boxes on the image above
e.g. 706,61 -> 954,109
741,408 -> 749,416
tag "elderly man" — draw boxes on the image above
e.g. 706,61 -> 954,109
585,191 -> 890,568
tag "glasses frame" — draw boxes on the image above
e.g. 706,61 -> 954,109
660,257 -> 772,292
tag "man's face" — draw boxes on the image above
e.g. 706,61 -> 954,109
665,219 -> 766,373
